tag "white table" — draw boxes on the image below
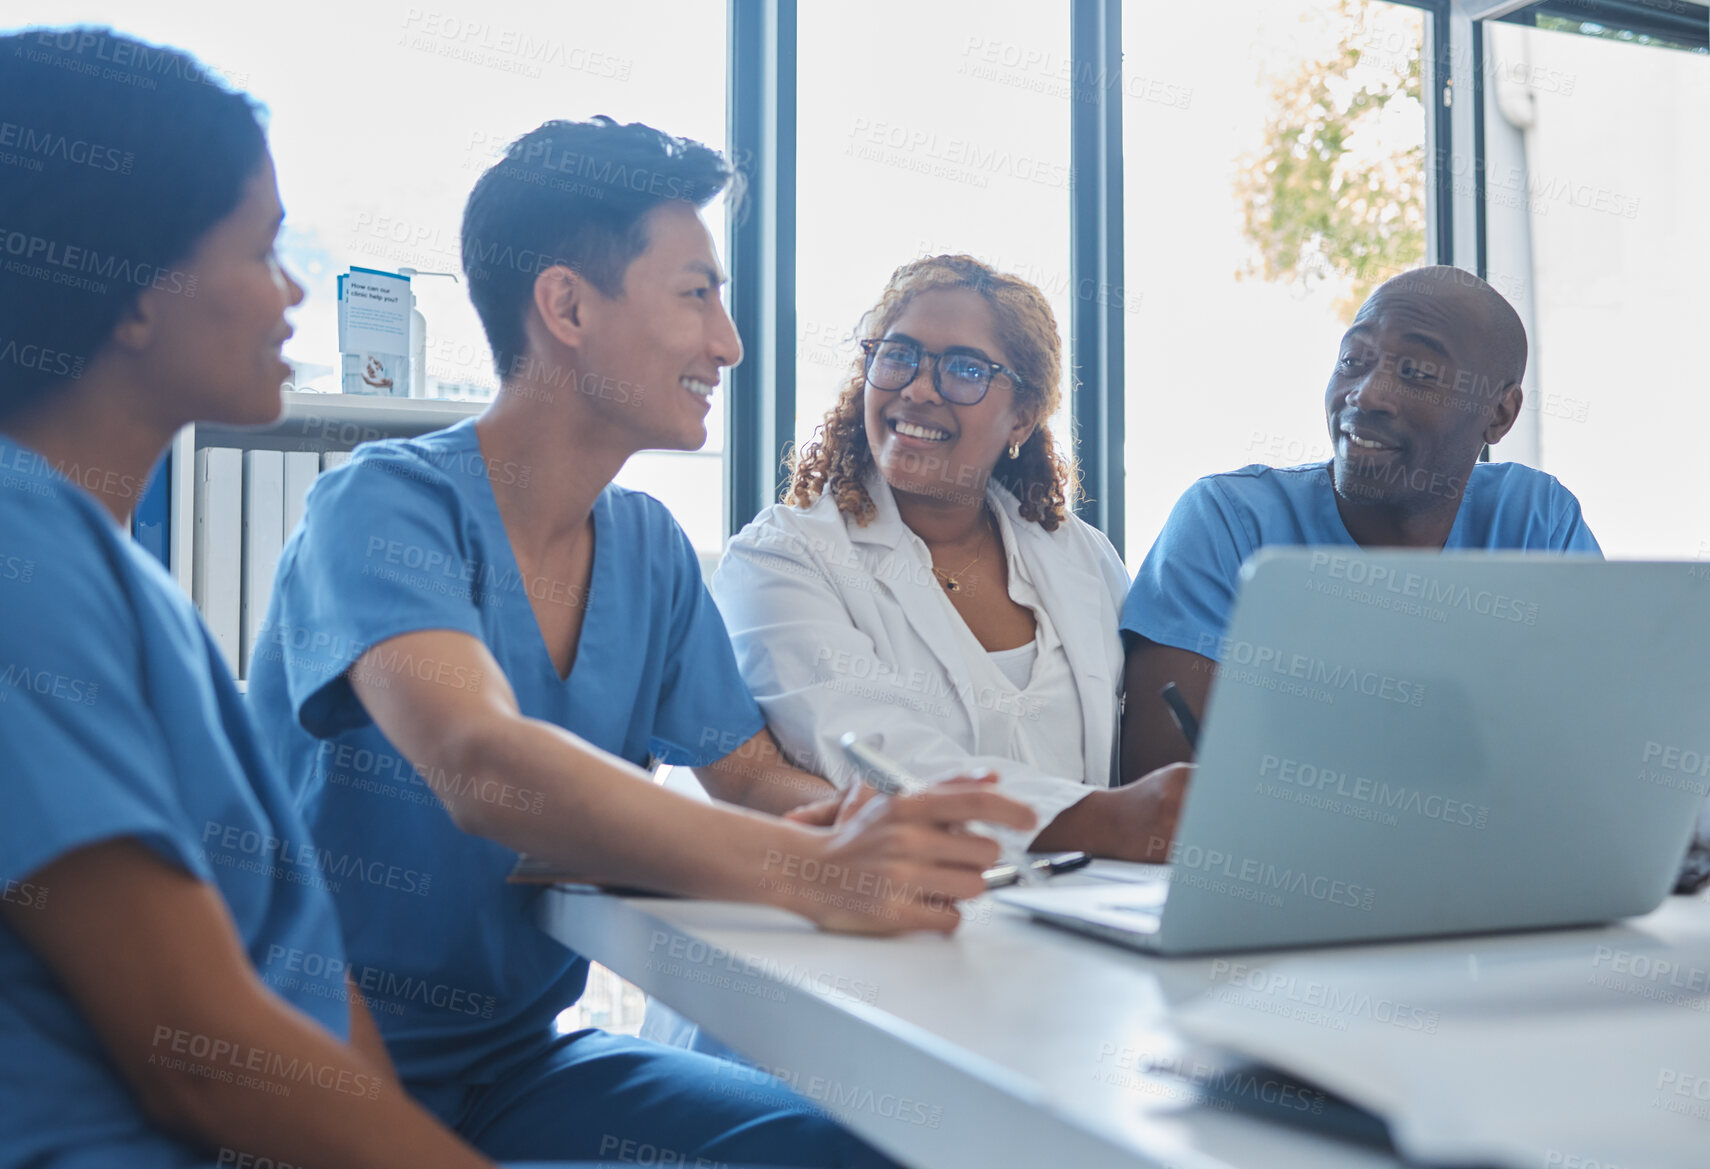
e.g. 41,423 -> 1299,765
536,882 -> 1710,1169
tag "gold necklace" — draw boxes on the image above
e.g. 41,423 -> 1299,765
931,511 -> 993,594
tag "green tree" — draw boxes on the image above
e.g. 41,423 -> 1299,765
1236,0 -> 1428,321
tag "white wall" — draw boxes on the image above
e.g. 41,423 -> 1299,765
1486,24 -> 1710,559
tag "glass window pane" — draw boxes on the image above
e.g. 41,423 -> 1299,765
1481,21 -> 1710,559
15,1 -> 731,554
1121,0 -> 1428,566
795,1 -> 1073,455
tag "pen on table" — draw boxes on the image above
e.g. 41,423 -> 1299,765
1160,681 -> 1199,753
983,851 -> 1092,889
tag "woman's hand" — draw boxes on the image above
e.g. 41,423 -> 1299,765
1100,762 -> 1194,862
1123,762 -> 1194,861
772,775 -> 1035,935
1030,763 -> 1195,862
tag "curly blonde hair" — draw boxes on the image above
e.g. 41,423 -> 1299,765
787,254 -> 1079,530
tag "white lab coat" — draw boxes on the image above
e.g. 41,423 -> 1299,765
711,471 -> 1130,848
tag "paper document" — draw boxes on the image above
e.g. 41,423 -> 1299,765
1172,950 -> 1710,1169
1080,859 -> 1173,885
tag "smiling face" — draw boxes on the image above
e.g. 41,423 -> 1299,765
862,288 -> 1035,510
132,153 -> 303,428
1325,279 -> 1522,514
569,200 -> 741,452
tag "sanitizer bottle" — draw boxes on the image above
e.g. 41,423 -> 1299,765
396,267 -> 460,398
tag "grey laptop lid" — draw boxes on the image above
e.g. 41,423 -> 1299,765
1146,549 -> 1710,953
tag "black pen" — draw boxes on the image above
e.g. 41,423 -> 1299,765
984,851 -> 1092,889
1160,681 -> 1199,753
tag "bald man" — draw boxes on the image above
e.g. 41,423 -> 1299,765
1120,266 -> 1600,785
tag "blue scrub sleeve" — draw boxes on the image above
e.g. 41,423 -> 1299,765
1120,477 -> 1255,660
0,522 -> 207,888
264,452 -> 485,742
1553,488 -> 1602,555
646,519 -> 765,767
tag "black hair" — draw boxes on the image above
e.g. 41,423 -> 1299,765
0,28 -> 268,418
460,116 -> 736,377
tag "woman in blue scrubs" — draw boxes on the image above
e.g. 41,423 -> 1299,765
0,28 -> 568,1169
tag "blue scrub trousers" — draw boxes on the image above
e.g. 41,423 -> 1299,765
413,1029 -> 900,1168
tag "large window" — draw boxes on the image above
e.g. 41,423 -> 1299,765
18,0 -> 732,556
23,3 -> 1704,563
1481,17 -> 1710,559
1119,0 -> 1430,567
17,0 -> 1708,1044
794,0 -> 1074,457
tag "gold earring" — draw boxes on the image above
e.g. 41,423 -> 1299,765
1008,441 -> 1021,460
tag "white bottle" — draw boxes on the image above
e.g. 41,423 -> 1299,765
395,268 -> 459,398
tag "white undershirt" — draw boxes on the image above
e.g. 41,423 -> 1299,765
939,511 -> 1087,784
986,641 -> 1038,690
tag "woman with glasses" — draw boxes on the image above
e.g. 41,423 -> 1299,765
710,254 -> 1192,860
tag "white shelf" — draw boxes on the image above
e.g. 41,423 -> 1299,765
167,393 -> 485,608
195,391 -> 486,451
280,390 -> 486,430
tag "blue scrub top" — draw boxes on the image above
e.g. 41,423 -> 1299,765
246,418 -> 764,1086
0,436 -> 351,1169
1122,460 -> 1602,658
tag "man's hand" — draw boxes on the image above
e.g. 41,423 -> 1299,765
781,780 -> 879,827
771,776 -> 1035,935
347,629 -> 1027,929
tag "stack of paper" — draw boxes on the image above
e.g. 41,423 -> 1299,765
1172,942 -> 1710,1168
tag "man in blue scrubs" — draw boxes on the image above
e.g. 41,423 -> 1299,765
246,117 -> 1031,1167
1120,266 -> 1600,785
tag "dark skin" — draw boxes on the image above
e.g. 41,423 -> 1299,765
863,291 -> 1041,652
352,205 -> 1036,935
787,289 -> 1193,862
1122,269 -> 1527,787
1,156 -> 497,1169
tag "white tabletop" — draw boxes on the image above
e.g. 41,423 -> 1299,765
536,883 -> 1710,1169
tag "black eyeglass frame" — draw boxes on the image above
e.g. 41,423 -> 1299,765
858,338 -> 1026,406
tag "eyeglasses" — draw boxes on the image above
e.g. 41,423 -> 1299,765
859,338 -> 1024,406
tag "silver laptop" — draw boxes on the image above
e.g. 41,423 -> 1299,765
998,549 -> 1710,954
